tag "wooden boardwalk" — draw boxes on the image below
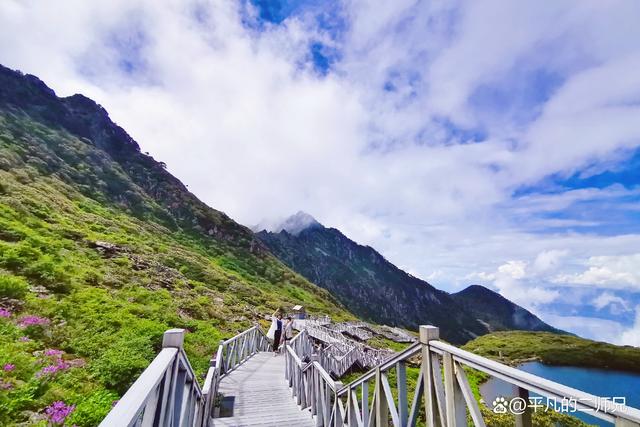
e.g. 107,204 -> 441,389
212,352 -> 315,427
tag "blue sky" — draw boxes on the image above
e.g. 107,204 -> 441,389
1,0 -> 639,345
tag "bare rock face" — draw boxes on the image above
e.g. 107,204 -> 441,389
92,241 -> 121,255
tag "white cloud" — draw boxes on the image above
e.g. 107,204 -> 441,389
533,249 -> 569,273
1,1 -> 640,343
592,292 -> 631,314
488,259 -> 561,310
620,306 -> 640,346
540,313 -> 628,344
554,254 -> 640,290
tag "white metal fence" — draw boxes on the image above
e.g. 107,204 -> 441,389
100,325 -> 270,427
333,325 -> 640,427
100,323 -> 640,427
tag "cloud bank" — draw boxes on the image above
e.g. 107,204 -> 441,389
1,0 -> 639,344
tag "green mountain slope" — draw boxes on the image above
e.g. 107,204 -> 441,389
451,285 -> 561,333
463,331 -> 640,374
0,65 -> 350,425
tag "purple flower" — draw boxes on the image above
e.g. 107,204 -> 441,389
37,360 -> 69,378
0,380 -> 13,390
0,308 -> 10,318
18,336 -> 31,342
3,364 -> 15,372
18,315 -> 50,327
44,349 -> 64,357
45,401 -> 75,425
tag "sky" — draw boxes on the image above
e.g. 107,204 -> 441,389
1,0 -> 639,345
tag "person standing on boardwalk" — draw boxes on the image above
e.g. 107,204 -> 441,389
282,316 -> 294,347
269,310 -> 283,355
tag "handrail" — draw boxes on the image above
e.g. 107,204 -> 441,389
100,329 -> 206,427
200,325 -> 270,423
329,325 -> 640,427
304,323 -> 394,370
101,325 -> 270,427
285,339 -> 341,427
336,342 -> 421,394
430,340 -> 640,424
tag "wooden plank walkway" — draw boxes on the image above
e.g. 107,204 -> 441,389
212,352 -> 315,427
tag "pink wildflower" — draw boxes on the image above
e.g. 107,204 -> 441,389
18,336 -> 31,342
3,364 -> 15,372
44,349 -> 64,357
18,315 -> 50,327
0,380 -> 13,390
0,308 -> 10,318
45,401 -> 75,425
37,360 -> 69,378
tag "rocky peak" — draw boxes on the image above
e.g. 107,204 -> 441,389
280,211 -> 321,235
256,211 -> 323,236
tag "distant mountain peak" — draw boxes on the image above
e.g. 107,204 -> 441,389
281,211 -> 321,234
452,284 -> 562,334
255,211 -> 322,236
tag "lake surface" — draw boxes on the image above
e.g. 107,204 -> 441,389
480,362 -> 640,426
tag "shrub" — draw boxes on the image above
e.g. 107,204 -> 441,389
67,389 -> 119,427
91,333 -> 158,394
25,255 -> 74,293
0,274 -> 29,299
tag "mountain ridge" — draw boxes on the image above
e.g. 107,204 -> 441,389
451,284 -> 562,333
0,64 -> 351,423
256,213 -> 560,343
256,216 -> 489,343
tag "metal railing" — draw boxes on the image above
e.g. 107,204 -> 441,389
100,329 -> 206,427
285,331 -> 343,427
332,325 -> 640,427
101,325 -> 270,427
292,330 -> 361,378
305,323 -> 393,369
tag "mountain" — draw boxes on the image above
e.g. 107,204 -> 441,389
256,214 -> 490,344
451,285 -> 560,333
257,213 -> 561,344
0,65 -> 350,424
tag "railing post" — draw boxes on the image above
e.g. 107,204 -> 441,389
375,367 -> 388,427
161,329 -> 185,426
420,325 -> 439,427
362,381 -> 369,427
515,387 -> 532,427
163,328 -> 186,348
443,351 -> 466,427
334,381 -> 343,427
397,361 -> 408,427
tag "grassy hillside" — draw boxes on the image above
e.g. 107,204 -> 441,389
0,67 -> 352,425
463,331 -> 640,374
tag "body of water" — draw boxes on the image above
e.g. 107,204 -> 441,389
480,362 -> 640,426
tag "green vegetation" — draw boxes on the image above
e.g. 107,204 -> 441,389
463,331 -> 640,374
0,105 -> 352,425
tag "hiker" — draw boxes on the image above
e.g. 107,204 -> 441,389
282,316 -> 294,347
267,310 -> 283,355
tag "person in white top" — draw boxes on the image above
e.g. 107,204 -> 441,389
267,310 -> 283,355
